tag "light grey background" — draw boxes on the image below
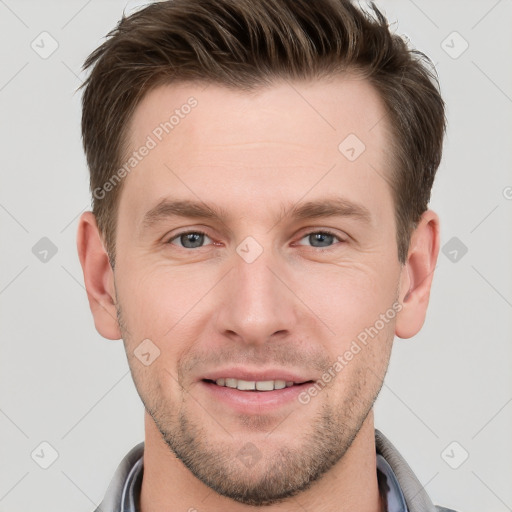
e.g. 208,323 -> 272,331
1,1 -> 511,511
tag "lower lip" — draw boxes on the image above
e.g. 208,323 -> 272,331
199,380 -> 313,414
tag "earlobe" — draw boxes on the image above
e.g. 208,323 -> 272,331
77,212 -> 121,340
395,210 -> 440,339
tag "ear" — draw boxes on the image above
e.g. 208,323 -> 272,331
395,209 -> 440,339
77,212 -> 121,340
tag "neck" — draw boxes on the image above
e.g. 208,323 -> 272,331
140,410 -> 384,512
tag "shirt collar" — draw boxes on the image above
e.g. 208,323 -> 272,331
377,452 -> 409,512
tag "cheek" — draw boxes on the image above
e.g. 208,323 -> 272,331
118,265 -> 206,340
115,262 -> 220,362
292,257 -> 399,392
295,258 -> 400,343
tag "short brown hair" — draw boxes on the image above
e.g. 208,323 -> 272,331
81,0 -> 446,265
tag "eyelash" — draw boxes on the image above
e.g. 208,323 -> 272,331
166,229 -> 346,251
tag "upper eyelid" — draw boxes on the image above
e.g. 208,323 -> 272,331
294,230 -> 346,248
167,230 -> 213,245
297,229 -> 343,240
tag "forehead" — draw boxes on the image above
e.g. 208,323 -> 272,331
119,77 -> 394,226
128,76 -> 389,151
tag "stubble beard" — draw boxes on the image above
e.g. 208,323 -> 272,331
116,303 -> 388,506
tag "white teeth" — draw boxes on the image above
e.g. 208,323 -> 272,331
214,378 -> 297,391
256,381 -> 274,391
225,378 -> 237,388
237,379 -> 256,391
274,380 -> 286,389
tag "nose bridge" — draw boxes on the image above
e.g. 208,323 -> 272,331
217,243 -> 295,343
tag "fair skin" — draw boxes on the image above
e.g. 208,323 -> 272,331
78,77 -> 439,511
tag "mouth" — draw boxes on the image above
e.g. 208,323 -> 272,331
198,368 -> 317,413
202,378 -> 314,391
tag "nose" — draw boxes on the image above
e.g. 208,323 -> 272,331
214,246 -> 299,346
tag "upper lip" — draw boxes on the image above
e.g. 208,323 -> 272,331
200,368 -> 314,384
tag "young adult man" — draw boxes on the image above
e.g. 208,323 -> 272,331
77,1 -> 456,510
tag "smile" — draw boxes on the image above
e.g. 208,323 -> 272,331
204,378 -> 310,391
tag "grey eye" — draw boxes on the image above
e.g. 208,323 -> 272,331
169,231 -> 212,249
298,231 -> 340,248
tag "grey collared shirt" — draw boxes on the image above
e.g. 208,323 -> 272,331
94,429 -> 458,512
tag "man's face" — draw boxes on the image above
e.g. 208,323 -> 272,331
113,77 -> 404,505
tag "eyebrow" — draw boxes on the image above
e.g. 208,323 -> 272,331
141,196 -> 372,231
